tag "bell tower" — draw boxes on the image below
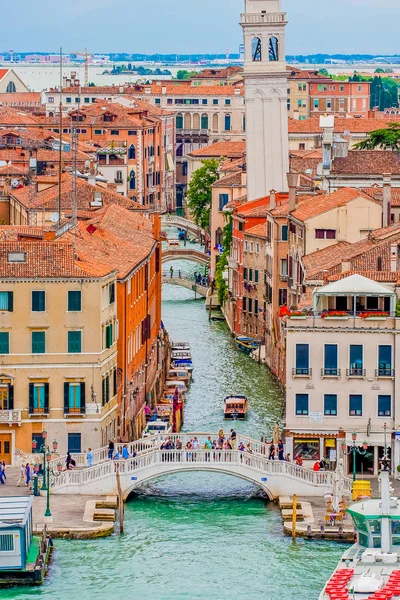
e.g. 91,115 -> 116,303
241,0 -> 289,199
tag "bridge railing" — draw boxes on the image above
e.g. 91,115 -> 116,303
50,446 -> 346,491
162,215 -> 205,235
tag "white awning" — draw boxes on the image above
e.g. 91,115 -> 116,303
317,274 -> 395,297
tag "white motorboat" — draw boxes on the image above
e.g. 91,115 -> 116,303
171,341 -> 191,351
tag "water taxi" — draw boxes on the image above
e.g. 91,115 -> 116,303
171,350 -> 192,361
224,395 -> 248,420
165,380 -> 187,393
142,420 -> 172,438
168,368 -> 191,382
171,341 -> 191,351
319,459 -> 400,600
235,336 -> 260,354
167,239 -> 180,248
171,360 -> 194,373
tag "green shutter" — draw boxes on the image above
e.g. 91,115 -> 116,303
80,382 -> 86,414
106,325 -> 113,349
102,378 -> 106,406
255,270 -> 259,283
7,292 -> 13,312
8,385 -> 13,410
105,376 -> 110,404
32,331 -> 45,354
32,291 -> 45,312
44,383 -> 49,414
29,383 -> 34,414
0,332 -> 9,354
64,383 -> 69,414
68,291 -> 81,311
68,331 -> 82,353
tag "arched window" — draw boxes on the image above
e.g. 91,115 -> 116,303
128,144 -> 136,160
6,81 -> 16,93
252,37 -> 262,62
212,114 -> 219,132
193,113 -> 200,129
269,37 -> 279,61
201,114 -> 209,130
224,114 -> 231,131
129,170 -> 136,190
215,227 -> 223,247
176,114 -> 183,129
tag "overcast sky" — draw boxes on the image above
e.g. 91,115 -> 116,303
2,0 -> 399,55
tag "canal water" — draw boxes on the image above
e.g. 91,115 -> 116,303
2,280 -> 346,600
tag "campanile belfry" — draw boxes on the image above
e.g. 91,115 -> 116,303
241,0 -> 289,199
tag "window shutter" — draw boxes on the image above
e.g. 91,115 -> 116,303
102,379 -> 106,406
8,385 -> 14,410
8,292 -> 13,312
64,382 -> 69,414
29,383 -> 34,414
255,270 -> 259,284
113,369 -> 117,397
105,376 -> 109,404
80,382 -> 86,414
44,383 -> 49,414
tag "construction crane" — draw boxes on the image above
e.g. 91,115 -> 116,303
71,48 -> 93,87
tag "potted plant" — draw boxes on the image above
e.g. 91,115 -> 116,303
289,311 -> 307,319
360,311 -> 389,320
321,311 -> 349,320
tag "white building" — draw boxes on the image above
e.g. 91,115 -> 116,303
285,274 -> 400,477
241,0 -> 289,199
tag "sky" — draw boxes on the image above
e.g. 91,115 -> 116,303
2,0 -> 400,55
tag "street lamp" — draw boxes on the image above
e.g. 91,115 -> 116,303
346,431 -> 369,482
44,449 -> 52,518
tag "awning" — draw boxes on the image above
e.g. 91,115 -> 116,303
286,430 -> 340,438
165,153 -> 175,172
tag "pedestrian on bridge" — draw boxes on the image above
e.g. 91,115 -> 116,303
87,448 -> 93,467
178,269 -> 181,278
230,429 -> 237,449
17,463 -> 25,486
170,266 -> 174,279
268,442 -> 275,460
108,440 -> 114,460
278,439 -> 284,461
122,445 -> 130,459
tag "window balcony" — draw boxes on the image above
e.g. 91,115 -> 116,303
346,368 -> 366,378
321,368 -> 341,378
376,368 -> 395,378
0,409 -> 21,425
292,367 -> 312,378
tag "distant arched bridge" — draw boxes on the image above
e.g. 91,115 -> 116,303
49,433 -> 353,501
162,271 -> 208,297
161,215 -> 205,239
162,247 -> 210,267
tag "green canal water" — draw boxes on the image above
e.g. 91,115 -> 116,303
2,283 -> 347,600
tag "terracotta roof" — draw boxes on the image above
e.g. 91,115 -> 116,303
212,172 -> 243,188
0,92 -> 42,107
245,222 -> 267,238
0,106 -> 40,126
288,117 -> 399,135
303,242 -> 353,278
362,186 -> 400,208
290,187 -> 375,222
0,164 -> 26,176
0,70 -> 9,81
188,141 -> 245,159
334,151 -> 400,175
192,66 -> 243,79
328,270 -> 400,283
220,157 -> 246,173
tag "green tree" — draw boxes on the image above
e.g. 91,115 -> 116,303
186,159 -> 220,229
318,68 -> 329,76
355,122 -> 400,150
215,219 -> 232,306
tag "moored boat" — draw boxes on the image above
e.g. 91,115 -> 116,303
171,350 -> 192,361
171,341 -> 191,351
224,395 -> 248,420
235,336 -> 260,354
165,379 -> 187,393
168,368 -> 191,382
142,420 -> 172,437
171,360 -> 194,373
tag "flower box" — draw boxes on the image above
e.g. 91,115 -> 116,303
323,316 -> 349,321
321,311 -> 349,320
360,312 -> 389,320
289,315 -> 307,320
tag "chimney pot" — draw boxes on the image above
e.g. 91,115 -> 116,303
269,189 -> 276,210
287,173 -> 299,212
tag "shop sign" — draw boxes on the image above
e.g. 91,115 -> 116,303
309,412 -> 323,423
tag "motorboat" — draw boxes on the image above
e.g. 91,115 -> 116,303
165,379 -> 187,393
167,239 -> 180,248
224,395 -> 248,420
235,336 -> 261,354
168,368 -> 191,382
171,360 -> 194,373
142,420 -> 172,438
171,341 -> 191,351
171,350 -> 192,361
319,457 -> 400,600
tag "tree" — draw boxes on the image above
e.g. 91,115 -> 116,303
186,159 -> 220,229
318,68 -> 329,76
355,122 -> 400,150
370,76 -> 399,110
176,70 -> 191,80
215,220 -> 232,306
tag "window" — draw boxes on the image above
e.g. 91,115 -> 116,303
324,394 -> 337,416
66,97 -> 72,103
293,438 -> 319,460
128,144 -> 136,160
224,114 -> 231,131
128,130 -> 137,136
64,383 -> 85,416
378,345 -> 392,376
324,344 -> 338,376
255,269 -> 259,283
295,394 -> 309,415
269,36 -> 279,61
313,99 -> 319,109
243,297 -> 247,312
315,229 -> 336,240
129,170 -> 136,190
349,394 -> 362,416
218,194 -> 229,211
84,97 -> 90,103
255,299 -> 259,314
29,382 -> 49,414
256,243 -> 259,254
281,225 -> 288,241
94,129 -> 102,135
0,292 -> 13,312
201,114 -> 208,129
213,99 -> 219,105
155,98 -> 161,105
68,432 -> 82,453
349,345 -> 363,376
358,85 -> 362,92
176,115 -> 183,129
249,269 -> 253,282
225,99 -> 231,106
32,331 -> 45,354
68,331 -> 82,353
378,395 -> 391,417
243,267 -> 248,280
32,291 -> 45,312
248,298 -> 253,314
0,534 -> 14,552
215,228 -> 223,247
0,332 -> 9,354
110,130 -> 119,136
202,99 -> 208,105
238,222 -> 243,231
295,344 -> 310,375
105,324 -> 113,349
280,259 -> 288,278
340,85 -> 344,92
68,290 -> 82,312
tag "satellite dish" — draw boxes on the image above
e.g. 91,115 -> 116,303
11,179 -> 19,188
50,212 -> 59,223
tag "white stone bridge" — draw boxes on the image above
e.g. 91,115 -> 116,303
162,247 -> 210,267
162,270 -> 208,297
49,434 -> 352,501
161,215 -> 205,240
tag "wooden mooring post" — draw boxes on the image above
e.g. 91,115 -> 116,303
292,494 -> 297,541
116,470 -> 124,534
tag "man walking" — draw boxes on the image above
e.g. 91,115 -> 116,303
230,428 -> 237,450
17,463 -> 25,486
108,440 -> 114,460
170,266 -> 174,279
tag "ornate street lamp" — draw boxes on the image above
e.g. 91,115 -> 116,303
347,431 -> 369,482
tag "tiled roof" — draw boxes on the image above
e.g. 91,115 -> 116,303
0,92 -> 42,106
188,141 -> 245,158
220,157 -> 245,172
0,106 -> 40,126
362,186 -> 400,208
328,270 -> 400,283
0,70 -> 9,81
212,172 -> 243,188
192,66 -> 243,79
0,164 -> 26,176
290,187 -> 375,222
303,242 -> 353,278
334,151 -> 400,175
288,117 -> 398,135
245,222 -> 267,238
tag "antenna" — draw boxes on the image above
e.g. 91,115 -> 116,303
58,46 -> 63,228
70,106 -> 79,255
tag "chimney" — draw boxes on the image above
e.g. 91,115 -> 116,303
323,270 -> 329,285
368,109 -> 376,119
287,173 -> 300,212
382,173 -> 392,228
269,189 -> 276,210
88,174 -> 96,187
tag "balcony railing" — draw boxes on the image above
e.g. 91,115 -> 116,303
346,368 -> 366,378
0,409 -> 22,424
292,367 -> 312,377
376,368 -> 395,378
321,368 -> 341,378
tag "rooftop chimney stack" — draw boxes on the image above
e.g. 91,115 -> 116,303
287,173 -> 300,212
382,173 -> 392,228
269,189 -> 277,210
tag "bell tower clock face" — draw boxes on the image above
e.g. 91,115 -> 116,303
252,37 -> 262,62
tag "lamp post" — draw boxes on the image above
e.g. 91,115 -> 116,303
44,448 -> 52,517
32,429 -> 49,491
32,433 -> 58,518
347,431 -> 369,482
